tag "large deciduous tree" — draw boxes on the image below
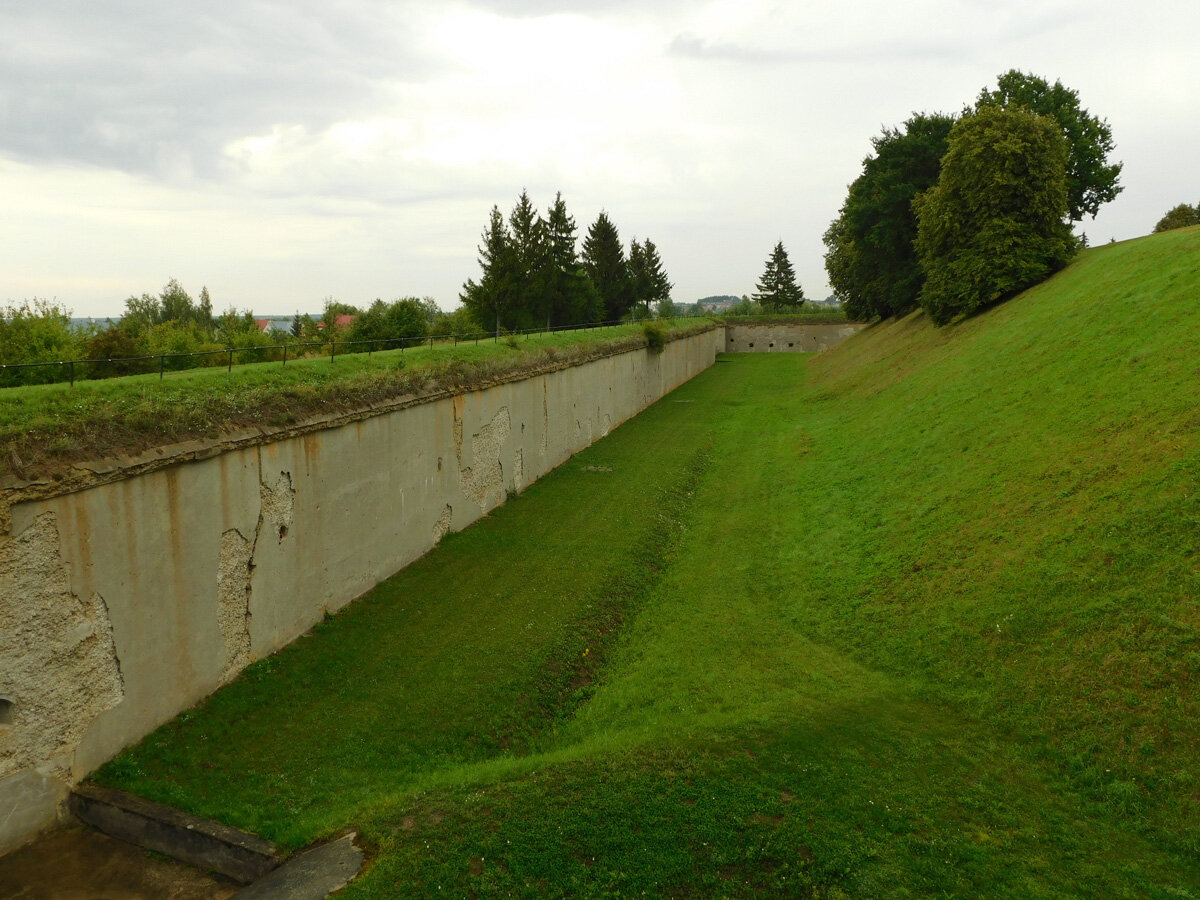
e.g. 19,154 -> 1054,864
914,105 -> 1076,325
823,113 -> 956,321
975,70 -> 1122,222
753,242 -> 806,309
582,212 -> 633,321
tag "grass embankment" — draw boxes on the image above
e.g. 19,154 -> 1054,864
97,228 -> 1200,895
0,321 -> 709,482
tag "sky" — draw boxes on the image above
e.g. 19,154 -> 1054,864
1,1 -> 1197,318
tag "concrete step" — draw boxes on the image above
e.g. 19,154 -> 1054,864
70,784 -> 282,884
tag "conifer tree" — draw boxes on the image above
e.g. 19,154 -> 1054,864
508,190 -> 545,330
629,238 -> 674,314
753,242 -> 806,309
541,193 -> 601,326
582,212 -> 634,321
641,238 -> 673,308
461,205 -> 517,335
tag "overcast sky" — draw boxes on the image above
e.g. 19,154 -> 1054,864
2,1 -> 1196,317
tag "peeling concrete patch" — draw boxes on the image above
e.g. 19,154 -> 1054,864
540,381 -> 549,456
259,472 -> 294,544
0,512 -> 123,782
217,529 -> 253,682
513,449 -> 524,492
459,407 -> 510,509
432,505 -> 452,541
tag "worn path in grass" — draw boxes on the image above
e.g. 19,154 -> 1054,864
98,231 -> 1200,896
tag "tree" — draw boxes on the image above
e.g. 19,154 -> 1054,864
540,193 -> 601,326
582,212 -> 634,321
0,299 -> 80,386
914,105 -> 1076,325
823,113 -> 956,320
1153,203 -> 1200,233
753,242 -> 806,309
461,205 -> 518,335
350,298 -> 428,346
629,238 -> 673,314
508,190 -> 547,330
975,70 -> 1122,221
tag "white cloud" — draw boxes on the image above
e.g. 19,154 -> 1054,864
1,0 -> 1198,315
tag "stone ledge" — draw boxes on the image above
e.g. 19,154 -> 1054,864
70,783 -> 282,884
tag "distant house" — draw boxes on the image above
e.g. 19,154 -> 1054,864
317,314 -> 359,331
254,318 -> 273,333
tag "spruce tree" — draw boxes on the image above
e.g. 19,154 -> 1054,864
541,193 -> 599,326
629,238 -> 674,315
641,239 -> 673,309
508,190 -> 545,330
582,212 -> 633,321
461,205 -> 517,335
753,242 -> 806,309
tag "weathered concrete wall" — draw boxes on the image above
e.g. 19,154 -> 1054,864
0,328 -> 722,854
724,322 -> 864,353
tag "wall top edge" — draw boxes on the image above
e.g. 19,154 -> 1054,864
0,326 -> 720,514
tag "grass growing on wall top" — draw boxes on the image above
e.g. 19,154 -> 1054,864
0,320 -> 711,482
96,228 -> 1200,895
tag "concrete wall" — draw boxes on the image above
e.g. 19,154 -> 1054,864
724,322 -> 865,353
0,328 -> 723,854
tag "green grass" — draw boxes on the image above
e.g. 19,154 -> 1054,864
0,321 -> 710,481
95,228 -> 1200,895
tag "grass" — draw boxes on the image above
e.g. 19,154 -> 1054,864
0,321 -> 711,481
95,228 -> 1200,895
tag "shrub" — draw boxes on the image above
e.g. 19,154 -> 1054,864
642,321 -> 667,352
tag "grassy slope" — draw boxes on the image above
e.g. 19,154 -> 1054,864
97,229 -> 1200,896
0,322 -> 704,481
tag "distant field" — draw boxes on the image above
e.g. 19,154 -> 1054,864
96,228 -> 1200,896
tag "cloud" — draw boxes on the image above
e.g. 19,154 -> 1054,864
0,1 -> 441,179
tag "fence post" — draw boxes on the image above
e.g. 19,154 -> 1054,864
283,344 -> 288,367
159,355 -> 165,381
69,360 -> 75,387
227,349 -> 233,372
331,341 -> 336,363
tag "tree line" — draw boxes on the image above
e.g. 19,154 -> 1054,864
461,191 -> 673,334
824,69 -> 1124,325
0,282 -> 468,387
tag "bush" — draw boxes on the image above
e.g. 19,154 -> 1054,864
1153,204 -> 1200,234
642,321 -> 667,352
0,299 -> 81,386
82,325 -> 152,379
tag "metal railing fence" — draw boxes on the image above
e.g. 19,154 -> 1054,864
0,315 -> 712,389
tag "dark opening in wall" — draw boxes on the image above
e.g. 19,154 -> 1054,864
788,342 -> 794,348
0,697 -> 13,725
769,342 -> 775,347
749,342 -> 754,348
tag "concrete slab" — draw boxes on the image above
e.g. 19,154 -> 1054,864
234,833 -> 363,899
